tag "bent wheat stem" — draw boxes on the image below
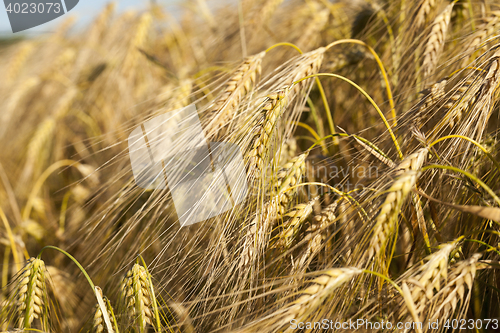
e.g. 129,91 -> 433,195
429,134 -> 500,173
295,73 -> 403,159
265,42 -> 338,145
325,39 -> 396,124
23,160 -> 83,220
422,164 -> 500,206
38,245 -> 95,289
0,207 -> 20,271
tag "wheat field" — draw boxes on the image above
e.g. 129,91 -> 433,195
1,0 -> 500,332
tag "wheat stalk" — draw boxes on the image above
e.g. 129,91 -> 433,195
16,258 -> 46,329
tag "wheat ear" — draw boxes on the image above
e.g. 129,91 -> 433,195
6,42 -> 34,84
122,13 -> 152,76
284,47 -> 325,99
430,253 -> 482,321
296,9 -> 329,51
246,87 -> 291,179
16,258 -> 46,329
239,152 -> 308,269
207,52 -> 265,135
93,295 -> 117,333
364,148 -> 428,265
415,0 -> 439,30
122,264 -> 154,332
280,268 -> 362,327
418,78 -> 448,113
19,88 -> 78,184
421,3 -> 454,80
172,79 -> 193,110
0,77 -> 40,137
274,152 -> 308,214
256,0 -> 285,25
407,242 -> 458,314
276,196 -> 319,248
463,11 -> 500,64
296,201 -> 338,271
441,78 -> 475,128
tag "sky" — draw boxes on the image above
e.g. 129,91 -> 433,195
0,0 -> 179,36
